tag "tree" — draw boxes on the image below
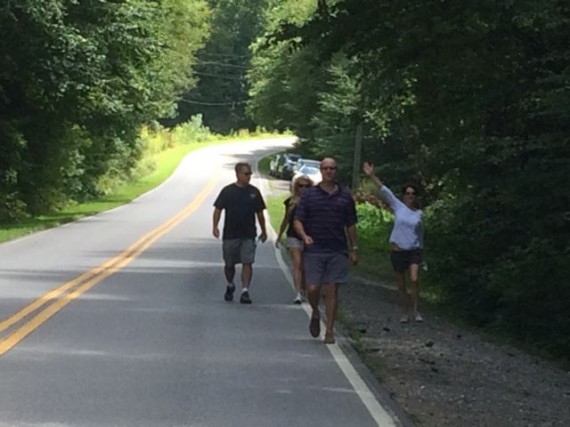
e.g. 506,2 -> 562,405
247,0 -> 570,356
173,0 -> 271,133
0,0 -> 210,217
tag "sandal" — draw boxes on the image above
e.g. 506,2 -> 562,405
324,331 -> 336,344
309,316 -> 320,338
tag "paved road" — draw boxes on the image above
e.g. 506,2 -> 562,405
0,139 -> 407,427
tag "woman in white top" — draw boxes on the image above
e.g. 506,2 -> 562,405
363,161 -> 424,323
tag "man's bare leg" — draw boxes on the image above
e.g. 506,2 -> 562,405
241,263 -> 253,289
307,283 -> 321,337
224,265 -> 236,284
223,265 -> 236,301
323,283 -> 339,343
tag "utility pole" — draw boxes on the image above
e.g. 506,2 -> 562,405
351,121 -> 363,190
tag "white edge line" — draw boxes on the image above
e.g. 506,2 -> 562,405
255,159 -> 400,427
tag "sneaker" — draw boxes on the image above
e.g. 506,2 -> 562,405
240,290 -> 252,304
293,294 -> 302,305
324,331 -> 336,344
224,285 -> 235,302
400,313 -> 410,323
414,312 -> 424,322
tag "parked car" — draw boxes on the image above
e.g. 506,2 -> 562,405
269,154 -> 282,176
292,162 -> 322,186
275,153 -> 302,180
296,159 -> 320,169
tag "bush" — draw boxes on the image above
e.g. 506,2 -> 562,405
356,201 -> 393,253
172,114 -> 214,144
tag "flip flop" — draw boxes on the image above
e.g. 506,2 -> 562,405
309,316 -> 320,338
324,331 -> 336,344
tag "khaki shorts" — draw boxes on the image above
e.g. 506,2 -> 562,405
223,238 -> 256,266
286,236 -> 303,249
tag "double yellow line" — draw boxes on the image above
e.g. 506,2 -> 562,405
0,173 -> 220,357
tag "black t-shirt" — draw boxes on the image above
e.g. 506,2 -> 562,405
283,197 -> 301,239
214,183 -> 266,239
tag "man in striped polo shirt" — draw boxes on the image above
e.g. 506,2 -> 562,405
293,157 -> 358,344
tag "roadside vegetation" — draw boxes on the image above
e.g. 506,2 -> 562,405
0,120 -> 276,244
1,1 -> 567,360
247,1 -> 569,360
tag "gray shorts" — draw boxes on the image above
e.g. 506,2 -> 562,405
304,252 -> 349,285
223,238 -> 256,266
286,236 -> 303,249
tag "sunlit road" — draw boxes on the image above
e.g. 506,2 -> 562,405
0,139 -> 409,427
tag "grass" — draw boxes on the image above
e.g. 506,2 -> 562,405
266,195 -> 287,235
0,138 -> 274,244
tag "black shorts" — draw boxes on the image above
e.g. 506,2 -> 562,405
390,249 -> 423,273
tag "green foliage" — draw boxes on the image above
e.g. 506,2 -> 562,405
247,0 -> 325,141
172,114 -> 216,143
249,0 -> 570,357
173,0 -> 272,133
0,0 -> 211,219
356,202 -> 392,254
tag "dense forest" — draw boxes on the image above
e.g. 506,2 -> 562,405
0,0 -> 210,218
0,0 -> 568,356
246,0 -> 569,356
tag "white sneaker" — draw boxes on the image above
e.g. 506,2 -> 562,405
400,313 -> 410,323
414,312 -> 424,322
293,294 -> 303,305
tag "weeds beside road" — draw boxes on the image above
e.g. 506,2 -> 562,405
262,165 -> 570,427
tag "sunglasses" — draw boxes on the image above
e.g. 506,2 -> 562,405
241,171 -> 253,176
321,166 -> 337,171
405,191 -> 416,195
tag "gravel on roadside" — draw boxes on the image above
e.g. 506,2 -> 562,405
339,275 -> 570,427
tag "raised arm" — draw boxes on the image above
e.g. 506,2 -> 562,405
362,161 -> 402,211
362,161 -> 383,188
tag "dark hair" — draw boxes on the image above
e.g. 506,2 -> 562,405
235,162 -> 251,173
401,183 -> 419,195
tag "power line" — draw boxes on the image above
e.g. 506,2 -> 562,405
196,61 -> 249,69
193,71 -> 243,81
179,98 -> 248,106
199,53 -> 250,59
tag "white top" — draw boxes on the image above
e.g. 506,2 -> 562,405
379,185 -> 423,250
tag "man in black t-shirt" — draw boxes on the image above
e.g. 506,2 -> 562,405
213,162 -> 267,304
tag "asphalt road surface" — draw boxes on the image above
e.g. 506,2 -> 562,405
0,139 -> 408,427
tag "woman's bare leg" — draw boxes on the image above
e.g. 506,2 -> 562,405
289,247 -> 304,294
396,271 -> 411,321
409,264 -> 421,320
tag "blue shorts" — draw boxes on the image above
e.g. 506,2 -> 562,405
303,252 -> 349,285
223,238 -> 256,266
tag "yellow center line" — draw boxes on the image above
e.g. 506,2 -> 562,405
0,172 -> 220,357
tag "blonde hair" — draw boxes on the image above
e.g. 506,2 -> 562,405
287,176 -> 313,216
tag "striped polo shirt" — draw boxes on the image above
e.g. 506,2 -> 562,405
294,184 -> 357,253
